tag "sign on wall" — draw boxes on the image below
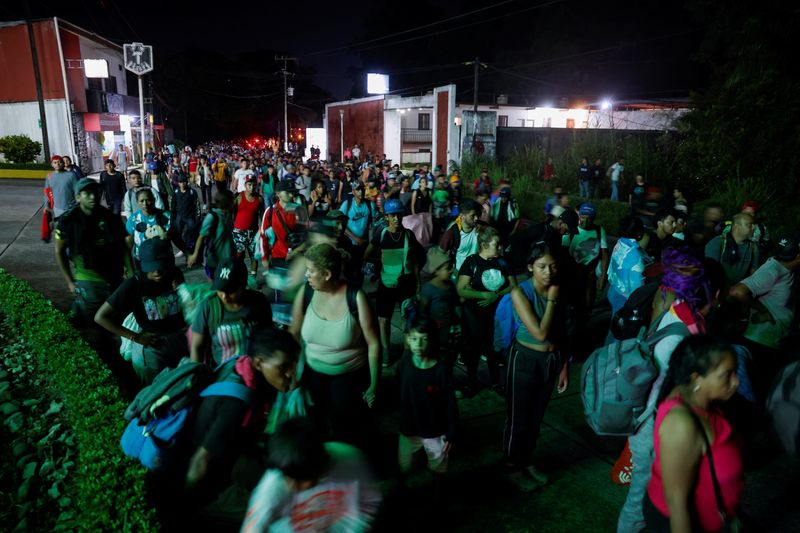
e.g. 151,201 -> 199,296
123,43 -> 154,75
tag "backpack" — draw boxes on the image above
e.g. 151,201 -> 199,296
581,314 -> 689,436
121,358 -> 257,471
766,361 -> 800,457
302,281 -> 359,321
493,280 -> 537,354
609,282 -> 660,341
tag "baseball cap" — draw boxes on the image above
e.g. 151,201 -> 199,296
212,257 -> 248,292
275,180 -> 296,193
177,173 -> 189,182
138,238 -> 173,273
499,186 -> 512,197
384,199 -> 405,215
74,178 -> 101,195
578,203 -> 597,218
775,233 -> 800,261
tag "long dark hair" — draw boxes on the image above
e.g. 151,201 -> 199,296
656,334 -> 735,405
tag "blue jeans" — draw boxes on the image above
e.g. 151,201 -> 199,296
617,414 -> 655,533
611,181 -> 619,201
579,180 -> 590,198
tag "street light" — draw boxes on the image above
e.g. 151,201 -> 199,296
601,99 -> 612,110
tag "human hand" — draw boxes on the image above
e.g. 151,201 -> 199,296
442,439 -> 453,455
67,280 -> 78,295
187,253 -> 198,268
751,309 -> 775,325
135,332 -> 162,348
557,365 -> 569,394
363,386 -> 376,408
547,285 -> 560,301
478,292 -> 499,307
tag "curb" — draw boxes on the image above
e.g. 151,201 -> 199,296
0,169 -> 49,179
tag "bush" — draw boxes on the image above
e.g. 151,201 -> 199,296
0,135 -> 43,163
0,270 -> 158,532
0,162 -> 52,171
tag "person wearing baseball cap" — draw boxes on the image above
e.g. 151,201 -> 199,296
258,179 -> 304,267
45,154 -> 79,220
730,231 -> 800,398
567,202 -> 609,320
94,237 -> 188,384
190,256 -> 272,366
365,198 -> 423,365
55,175 -> 131,326
491,186 -> 521,245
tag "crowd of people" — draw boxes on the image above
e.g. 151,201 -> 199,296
40,142 -> 799,531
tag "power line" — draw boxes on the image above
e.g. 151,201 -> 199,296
301,0 -> 521,58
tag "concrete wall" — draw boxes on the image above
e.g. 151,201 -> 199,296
326,96 -> 384,162
0,100 -> 73,161
383,108 -> 402,165
0,21 -> 65,102
77,33 -> 128,96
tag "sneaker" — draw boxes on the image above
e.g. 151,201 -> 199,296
503,470 -> 542,493
524,466 -> 548,486
174,250 -> 185,258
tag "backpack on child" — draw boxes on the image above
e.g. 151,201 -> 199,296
581,312 -> 688,436
493,280 -> 537,354
121,358 -> 257,471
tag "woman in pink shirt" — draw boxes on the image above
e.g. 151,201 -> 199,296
645,335 -> 743,532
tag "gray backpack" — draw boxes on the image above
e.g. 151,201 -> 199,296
766,361 -> 800,457
581,314 -> 688,436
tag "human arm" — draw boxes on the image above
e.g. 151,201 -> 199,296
188,235 -> 205,268
658,407 -> 706,533
513,284 -> 559,342
357,289 -> 381,407
307,191 -> 317,217
411,190 -> 418,214
288,283 -> 307,342
54,238 -> 76,294
94,301 -> 160,347
599,247 -> 610,290
729,282 -> 774,324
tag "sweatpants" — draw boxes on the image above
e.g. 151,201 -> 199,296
617,414 -> 655,533
502,342 -> 560,467
461,306 -> 502,389
303,364 -> 371,449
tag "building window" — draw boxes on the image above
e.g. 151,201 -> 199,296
418,113 -> 431,130
104,76 -> 118,94
88,78 -> 102,91
566,118 -> 575,129
498,115 -> 508,127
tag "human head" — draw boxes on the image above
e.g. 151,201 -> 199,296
550,206 -> 578,236
74,178 -> 100,212
240,158 -> 249,169
267,417 -> 330,490
422,247 -> 452,280
51,155 -> 64,171
658,335 -> 738,405
731,213 -> 755,241
63,155 -> 73,166
250,329 -> 301,393
774,233 -> 800,266
213,189 -> 234,211
741,200 -> 759,217
135,187 -> 156,214
527,242 -> 557,287
138,237 -> 174,281
477,226 -> 501,259
104,159 -> 115,172
499,187 -> 512,202
213,257 -> 248,303
383,199 -> 405,228
418,177 -> 428,190
304,243 -> 344,288
177,173 -> 189,189
578,203 -> 596,228
460,199 -> 480,230
661,246 -> 712,315
654,208 -> 677,237
405,316 -> 431,357
128,169 -> 143,187
636,174 -> 645,185
618,215 -> 645,240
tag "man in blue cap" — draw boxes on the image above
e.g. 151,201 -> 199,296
364,199 -> 423,365
564,202 -> 609,320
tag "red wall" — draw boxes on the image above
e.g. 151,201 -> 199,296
59,28 -> 87,112
436,90 -> 449,168
327,99 -> 384,161
0,21 -> 65,102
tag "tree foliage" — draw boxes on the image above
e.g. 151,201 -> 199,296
0,135 -> 42,163
677,0 -> 800,197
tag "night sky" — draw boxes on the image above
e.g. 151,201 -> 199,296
2,0 -> 712,140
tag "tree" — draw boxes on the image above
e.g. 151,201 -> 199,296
0,135 -> 42,163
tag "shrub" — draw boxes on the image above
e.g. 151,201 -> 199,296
0,135 -> 42,163
0,162 -> 52,171
0,270 -> 158,532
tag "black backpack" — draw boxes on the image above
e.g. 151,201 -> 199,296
609,282 -> 660,341
124,360 -> 214,423
302,281 -> 359,321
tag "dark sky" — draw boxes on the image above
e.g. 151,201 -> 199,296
2,0 -> 712,138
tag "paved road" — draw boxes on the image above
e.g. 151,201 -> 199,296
0,178 -> 797,532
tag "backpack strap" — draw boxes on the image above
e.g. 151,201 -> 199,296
200,381 -> 258,406
303,281 -> 360,321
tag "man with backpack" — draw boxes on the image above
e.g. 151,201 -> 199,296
565,203 -> 609,321
171,173 -> 202,258
704,212 -> 759,286
258,180 -> 305,270
122,170 -> 163,220
364,199 -> 423,365
439,199 -> 482,273
341,183 -> 375,284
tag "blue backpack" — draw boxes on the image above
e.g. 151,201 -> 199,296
121,358 -> 257,471
493,280 -> 536,354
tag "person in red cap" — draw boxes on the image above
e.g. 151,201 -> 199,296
44,155 -> 78,220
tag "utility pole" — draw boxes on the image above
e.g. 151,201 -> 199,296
276,56 -> 296,152
25,0 -> 50,160
472,56 -> 479,149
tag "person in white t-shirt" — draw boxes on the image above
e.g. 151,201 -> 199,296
232,158 -> 256,193
608,157 -> 625,201
241,418 -> 381,533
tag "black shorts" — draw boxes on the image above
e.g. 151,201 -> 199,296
376,276 -> 414,319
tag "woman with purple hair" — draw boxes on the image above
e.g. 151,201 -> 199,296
617,246 -> 720,533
